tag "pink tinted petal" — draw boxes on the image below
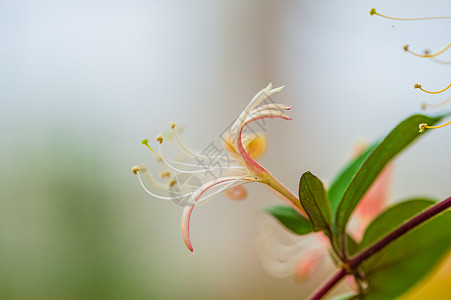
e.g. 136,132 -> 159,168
294,251 -> 320,281
254,104 -> 292,113
350,164 -> 393,240
236,113 -> 309,215
237,114 -> 291,178
356,163 -> 393,221
348,142 -> 393,239
180,176 -> 246,252
181,205 -> 194,252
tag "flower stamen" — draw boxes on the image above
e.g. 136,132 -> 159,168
430,57 -> 451,65
142,139 -> 159,157
192,176 -> 255,205
370,8 -> 451,21
131,165 -> 140,174
160,170 -> 171,178
136,169 -> 192,200
421,94 -> 451,110
137,164 -> 177,191
419,121 -> 451,133
414,82 -> 451,94
156,142 -> 246,174
404,42 -> 451,58
142,135 -> 244,174
170,122 -> 240,162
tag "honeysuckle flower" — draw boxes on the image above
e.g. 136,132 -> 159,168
257,223 -> 330,280
258,144 -> 393,281
132,83 -> 306,252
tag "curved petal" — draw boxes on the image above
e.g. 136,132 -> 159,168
244,109 -> 291,124
181,205 -> 195,252
180,176 -> 252,252
236,113 -> 307,215
229,84 -> 285,144
253,103 -> 292,113
236,114 -> 291,177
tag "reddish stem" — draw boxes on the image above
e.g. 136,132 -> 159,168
309,268 -> 347,300
308,196 -> 451,300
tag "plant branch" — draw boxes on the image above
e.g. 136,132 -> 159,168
308,196 -> 451,300
349,196 -> 451,267
309,268 -> 347,300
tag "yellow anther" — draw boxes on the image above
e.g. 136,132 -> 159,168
156,135 -> 163,144
370,8 -> 451,21
170,122 -> 176,129
131,165 -> 140,175
419,120 -> 451,133
160,170 -> 171,178
419,123 -> 428,133
415,83 -> 451,94
169,179 -> 176,187
403,45 -> 409,52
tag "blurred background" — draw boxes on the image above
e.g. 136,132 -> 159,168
1,0 -> 451,299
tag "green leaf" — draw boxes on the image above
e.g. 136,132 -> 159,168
335,114 -> 444,235
265,205 -> 313,235
328,144 -> 377,214
360,203 -> 451,299
347,234 -> 360,257
299,171 -> 332,233
359,198 -> 436,250
330,234 -> 359,265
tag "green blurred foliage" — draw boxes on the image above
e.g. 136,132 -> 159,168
0,135 -> 160,299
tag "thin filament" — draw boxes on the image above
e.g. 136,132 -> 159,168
140,165 -> 170,190
431,57 -> 451,65
156,143 -> 245,174
191,176 -> 254,205
171,128 -> 240,162
371,9 -> 451,21
163,155 -> 243,170
424,120 -> 451,130
406,42 -> 451,58
422,94 -> 451,110
137,171 -> 191,200
417,83 -> 451,94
